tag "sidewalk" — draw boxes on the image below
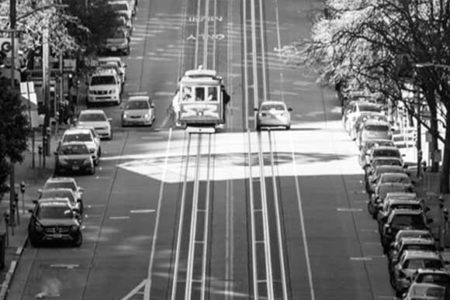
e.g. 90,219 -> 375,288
0,127 -> 63,299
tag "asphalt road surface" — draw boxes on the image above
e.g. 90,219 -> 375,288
8,0 -> 397,299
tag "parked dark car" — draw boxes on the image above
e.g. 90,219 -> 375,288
28,199 -> 83,247
54,142 -> 95,175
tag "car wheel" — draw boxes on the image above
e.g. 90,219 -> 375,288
286,125 -> 290,130
98,147 -> 102,157
73,233 -> 83,247
109,131 -> 113,140
78,201 -> 84,216
29,236 -> 40,247
389,274 -> 397,289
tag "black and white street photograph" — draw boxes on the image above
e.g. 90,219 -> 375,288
1,0 -> 450,299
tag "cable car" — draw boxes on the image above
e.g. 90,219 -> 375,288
172,67 -> 228,132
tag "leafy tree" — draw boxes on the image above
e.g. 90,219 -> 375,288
0,78 -> 30,199
290,0 -> 450,192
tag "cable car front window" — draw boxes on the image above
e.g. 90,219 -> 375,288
195,87 -> 205,101
207,86 -> 218,101
181,86 -> 192,101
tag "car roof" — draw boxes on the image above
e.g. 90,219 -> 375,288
399,238 -> 436,246
402,250 -> 442,260
79,109 -> 106,115
415,269 -> 450,276
38,198 -> 72,206
396,229 -> 433,238
45,177 -> 76,183
98,57 -> 122,63
390,208 -> 424,215
363,119 -> 390,126
63,128 -> 92,134
128,96 -> 150,101
385,192 -> 418,199
92,69 -> 117,76
372,146 -> 400,152
380,172 -> 409,178
386,198 -> 422,206
260,100 -> 287,106
41,188 -> 75,194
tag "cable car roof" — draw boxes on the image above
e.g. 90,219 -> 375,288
180,69 -> 222,85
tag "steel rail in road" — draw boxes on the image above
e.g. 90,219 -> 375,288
170,133 -> 194,300
170,0 -> 220,298
242,0 -> 285,298
267,130 -> 289,299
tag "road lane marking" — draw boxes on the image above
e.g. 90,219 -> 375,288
337,208 -> 363,212
349,257 -> 372,261
110,216 -> 130,220
130,209 -> 155,214
50,264 -> 79,269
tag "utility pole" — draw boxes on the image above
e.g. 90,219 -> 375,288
42,24 -> 50,167
8,0 -> 16,228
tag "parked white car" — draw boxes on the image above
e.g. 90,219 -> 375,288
76,110 -> 113,140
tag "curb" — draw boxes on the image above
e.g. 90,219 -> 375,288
0,261 -> 17,300
0,234 -> 28,300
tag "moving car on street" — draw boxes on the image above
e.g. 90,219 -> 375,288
256,100 -> 292,130
87,69 -> 122,106
121,95 -> 156,127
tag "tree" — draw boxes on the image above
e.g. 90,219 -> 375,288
0,78 -> 30,199
289,0 -> 450,192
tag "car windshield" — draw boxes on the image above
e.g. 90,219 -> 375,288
37,205 -> 73,219
398,231 -> 433,241
405,258 -> 443,270
391,203 -> 422,211
375,167 -> 404,176
110,3 -> 128,11
44,181 -> 76,191
91,75 -> 117,85
364,125 -> 390,131
79,113 -> 107,122
359,105 -> 381,112
40,190 -> 75,203
62,133 -> 92,143
261,104 -> 285,111
125,100 -> 149,110
381,175 -> 411,184
391,215 -> 425,228
403,244 -> 437,252
58,144 -> 89,155
112,30 -> 126,39
374,150 -> 400,157
418,274 -> 450,285
373,159 -> 402,167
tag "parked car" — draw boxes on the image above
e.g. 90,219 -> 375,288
391,229 -> 436,250
54,142 -> 96,175
349,112 -> 388,140
381,209 -> 431,251
87,69 -> 122,106
401,282 -> 446,300
121,95 -> 156,127
366,146 -> 403,167
28,198 -> 83,247
255,101 -> 292,130
38,188 -> 84,215
359,139 -> 396,165
390,250 -> 446,296
372,173 -> 414,195
365,165 -> 407,194
97,57 -> 127,83
377,193 -> 423,230
365,157 -> 404,179
411,269 -> 450,299
60,128 -> 101,165
357,119 -> 392,148
76,109 -> 113,140
39,177 -> 84,202
343,101 -> 383,133
368,183 -> 415,218
388,237 -> 439,272
99,27 -> 130,55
